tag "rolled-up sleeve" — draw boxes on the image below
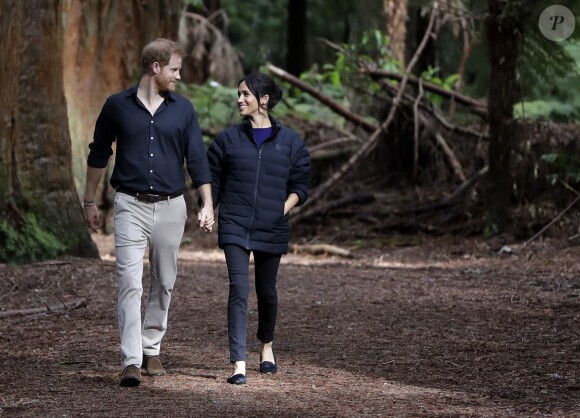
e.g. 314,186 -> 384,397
184,109 -> 212,188
87,99 -> 115,168
207,133 -> 228,208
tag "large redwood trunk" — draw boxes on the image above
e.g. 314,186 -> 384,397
0,0 -> 98,262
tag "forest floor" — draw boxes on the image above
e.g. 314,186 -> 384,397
1,226 -> 580,417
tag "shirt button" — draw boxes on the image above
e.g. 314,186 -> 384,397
150,170 -> 153,173
151,120 -> 154,123
150,153 -> 153,157
150,186 -> 153,189
150,137 -> 153,140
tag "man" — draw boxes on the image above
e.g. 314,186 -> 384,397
82,38 -> 214,387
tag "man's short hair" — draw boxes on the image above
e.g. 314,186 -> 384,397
141,38 -> 185,72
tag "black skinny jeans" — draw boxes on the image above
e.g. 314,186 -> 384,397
223,244 -> 281,363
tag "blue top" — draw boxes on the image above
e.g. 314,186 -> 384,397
253,127 -> 273,145
87,86 -> 211,194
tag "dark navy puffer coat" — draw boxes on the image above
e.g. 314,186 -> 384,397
207,116 -> 311,254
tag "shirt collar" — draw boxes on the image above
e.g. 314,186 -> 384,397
125,85 -> 177,102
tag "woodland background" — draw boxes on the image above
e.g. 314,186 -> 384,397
2,2 -> 580,417
0,0 -> 579,261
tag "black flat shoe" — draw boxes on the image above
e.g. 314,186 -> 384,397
227,373 -> 247,385
259,352 -> 278,374
259,361 -> 277,374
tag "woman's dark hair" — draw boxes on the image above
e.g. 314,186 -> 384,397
239,73 -> 283,111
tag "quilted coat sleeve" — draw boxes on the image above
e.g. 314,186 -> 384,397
287,134 -> 311,206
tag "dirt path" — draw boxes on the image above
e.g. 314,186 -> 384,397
1,235 -> 579,417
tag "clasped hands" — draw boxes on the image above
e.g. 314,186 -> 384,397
198,207 -> 215,233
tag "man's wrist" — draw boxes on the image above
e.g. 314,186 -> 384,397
83,199 -> 96,207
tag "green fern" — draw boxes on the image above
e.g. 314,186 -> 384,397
540,153 -> 580,185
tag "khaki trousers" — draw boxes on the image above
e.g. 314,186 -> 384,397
114,192 -> 187,368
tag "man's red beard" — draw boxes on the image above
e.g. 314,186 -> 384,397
155,75 -> 175,94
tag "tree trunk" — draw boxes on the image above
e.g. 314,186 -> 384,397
179,11 -> 244,86
287,0 -> 307,76
384,0 -> 408,66
0,0 -> 98,262
484,0 -> 522,234
63,0 -> 182,198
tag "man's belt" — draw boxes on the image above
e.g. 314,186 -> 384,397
116,188 -> 183,203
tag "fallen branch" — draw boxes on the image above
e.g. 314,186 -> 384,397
267,64 -> 377,132
364,68 -> 487,117
308,136 -> 362,153
433,109 -> 489,140
402,166 -> 488,214
310,147 -> 359,161
290,243 -> 352,258
292,194 -> 375,223
413,79 -> 424,179
0,298 -> 87,319
519,184 -> 580,251
448,14 -> 474,119
381,80 -> 488,140
319,36 -> 486,117
292,1 -> 440,217
442,166 -> 488,203
434,132 -> 466,182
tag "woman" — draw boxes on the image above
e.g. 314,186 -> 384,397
207,73 -> 311,384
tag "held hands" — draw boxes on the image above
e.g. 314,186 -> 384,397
198,207 -> 215,233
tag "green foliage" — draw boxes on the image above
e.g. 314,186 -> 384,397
309,29 -> 465,115
0,213 -> 66,263
353,30 -> 400,71
177,83 -> 239,139
183,0 -> 203,6
323,30 -> 400,83
513,2 -> 580,121
178,77 -> 347,138
420,67 -> 460,107
514,99 -> 580,122
219,0 -> 367,72
516,42 -> 580,122
302,30 -> 400,105
540,153 -> 580,185
299,65 -> 347,102
218,0 -> 288,71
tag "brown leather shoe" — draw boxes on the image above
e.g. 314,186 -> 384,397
119,365 -> 141,387
143,355 -> 166,376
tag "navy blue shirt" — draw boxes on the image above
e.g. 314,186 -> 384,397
87,86 -> 211,194
252,127 -> 272,145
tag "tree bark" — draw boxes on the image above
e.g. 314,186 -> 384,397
384,0 -> 408,65
179,11 -> 244,86
287,0 -> 307,76
0,0 -> 98,262
484,0 -> 522,234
